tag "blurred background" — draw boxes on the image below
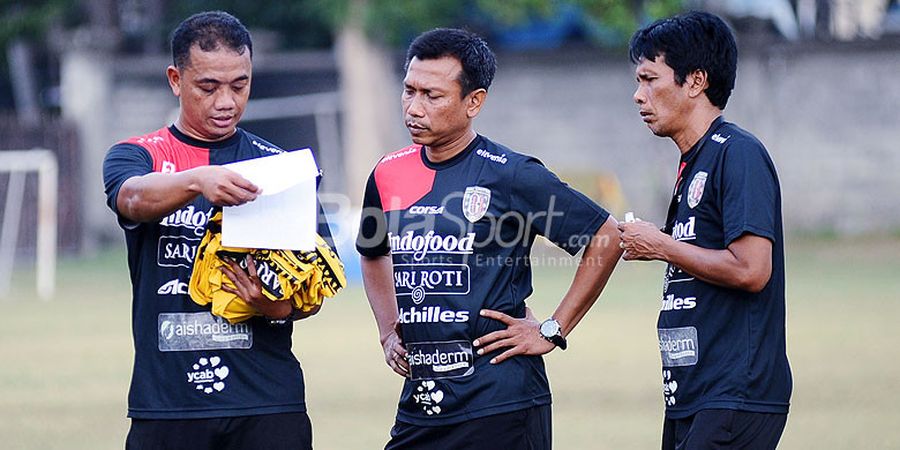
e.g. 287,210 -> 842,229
1,0 -> 899,449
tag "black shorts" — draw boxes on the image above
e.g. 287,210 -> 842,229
126,411 -> 312,450
385,404 -> 552,450
662,409 -> 787,450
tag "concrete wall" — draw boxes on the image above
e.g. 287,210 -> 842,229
473,40 -> 900,234
68,39 -> 900,248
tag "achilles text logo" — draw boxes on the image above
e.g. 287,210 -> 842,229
399,306 -> 469,324
388,231 -> 475,262
670,217 -> 696,241
187,356 -> 230,395
157,278 -> 188,296
413,380 -> 445,416
660,294 -> 696,311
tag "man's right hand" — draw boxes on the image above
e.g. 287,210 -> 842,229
381,326 -> 409,378
193,166 -> 259,206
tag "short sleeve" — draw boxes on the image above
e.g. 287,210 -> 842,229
511,158 -> 609,255
103,143 -> 153,229
356,170 -> 390,257
719,139 -> 779,246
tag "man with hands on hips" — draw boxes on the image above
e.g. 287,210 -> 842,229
357,28 -> 622,449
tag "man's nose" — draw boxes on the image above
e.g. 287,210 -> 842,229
405,94 -> 425,117
633,85 -> 645,105
215,91 -> 237,110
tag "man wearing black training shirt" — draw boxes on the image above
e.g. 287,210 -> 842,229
103,11 -> 328,450
619,11 -> 792,450
356,28 -> 622,449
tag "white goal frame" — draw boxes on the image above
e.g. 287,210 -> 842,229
0,149 -> 57,300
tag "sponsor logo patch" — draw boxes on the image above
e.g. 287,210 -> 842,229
157,278 -> 188,296
406,340 -> 475,381
462,186 -> 491,223
159,205 -> 212,237
394,264 -> 470,304
670,217 -> 696,241
388,231 -> 475,262
687,172 -> 708,209
399,306 -> 469,324
186,356 -> 230,395
158,312 -> 252,352
658,327 -> 699,367
413,380 -> 445,416
157,235 -> 200,268
408,205 -> 445,215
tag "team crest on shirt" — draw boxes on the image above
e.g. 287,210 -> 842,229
462,186 -> 491,223
686,172 -> 708,209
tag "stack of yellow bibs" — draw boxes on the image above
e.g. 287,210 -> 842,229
189,211 -> 346,324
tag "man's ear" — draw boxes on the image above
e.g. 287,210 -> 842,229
166,65 -> 182,97
466,88 -> 487,119
686,69 -> 709,99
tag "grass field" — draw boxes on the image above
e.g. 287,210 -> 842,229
2,238 -> 899,449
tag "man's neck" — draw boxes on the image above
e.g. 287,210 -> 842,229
174,118 -> 236,143
424,129 -> 477,163
671,108 -> 722,155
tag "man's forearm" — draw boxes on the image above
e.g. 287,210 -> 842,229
552,217 -> 623,336
661,235 -> 772,292
117,170 -> 204,223
360,254 -> 400,341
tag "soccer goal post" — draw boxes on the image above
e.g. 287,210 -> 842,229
0,149 -> 57,300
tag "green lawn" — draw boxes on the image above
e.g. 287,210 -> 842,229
1,238 -> 899,449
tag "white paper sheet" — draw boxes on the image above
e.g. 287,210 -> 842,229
221,149 -> 319,251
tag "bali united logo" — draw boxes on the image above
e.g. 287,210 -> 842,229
686,172 -> 708,209
462,186 -> 491,223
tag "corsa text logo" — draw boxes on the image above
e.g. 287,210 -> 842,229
159,205 -> 212,237
187,356 -> 230,395
408,205 -> 445,215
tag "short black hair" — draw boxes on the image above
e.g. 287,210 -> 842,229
171,11 -> 252,69
406,28 -> 496,97
629,11 -> 737,109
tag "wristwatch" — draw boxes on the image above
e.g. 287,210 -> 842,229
539,318 -> 567,350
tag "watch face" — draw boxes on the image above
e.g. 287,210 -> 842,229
540,319 -> 560,337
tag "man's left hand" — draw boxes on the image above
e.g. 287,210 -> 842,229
220,255 -> 292,320
473,307 -> 556,364
618,220 -> 671,261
